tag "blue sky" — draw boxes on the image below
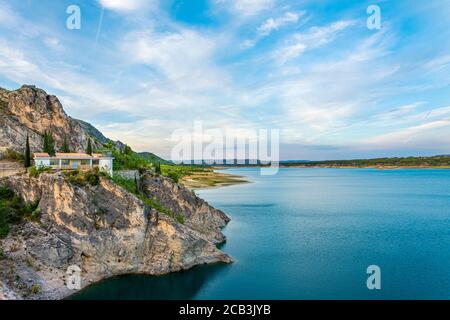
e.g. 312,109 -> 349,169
0,0 -> 450,160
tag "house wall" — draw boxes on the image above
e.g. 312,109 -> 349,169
99,158 -> 113,176
35,159 -> 50,168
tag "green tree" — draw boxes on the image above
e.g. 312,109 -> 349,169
134,175 -> 139,194
61,135 -> 71,153
42,131 -> 55,156
86,138 -> 93,155
123,145 -> 132,155
24,134 -> 31,168
155,162 -> 161,174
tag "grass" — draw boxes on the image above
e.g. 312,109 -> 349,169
112,175 -> 185,224
0,186 -> 40,238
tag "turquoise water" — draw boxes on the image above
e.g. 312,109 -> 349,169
72,168 -> 450,300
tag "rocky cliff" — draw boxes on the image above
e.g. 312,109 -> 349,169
0,172 -> 231,300
0,85 -> 119,153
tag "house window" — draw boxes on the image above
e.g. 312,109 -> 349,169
49,159 -> 59,166
61,160 -> 70,166
81,160 -> 90,166
92,160 -> 99,165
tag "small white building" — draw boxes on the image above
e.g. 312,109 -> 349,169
34,153 -> 114,176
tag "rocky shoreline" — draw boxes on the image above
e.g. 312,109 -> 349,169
0,171 -> 232,300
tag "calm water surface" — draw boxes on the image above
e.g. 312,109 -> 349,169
72,168 -> 450,299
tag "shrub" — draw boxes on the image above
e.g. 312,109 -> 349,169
30,207 -> 42,222
0,187 -> 41,238
0,187 -> 14,200
112,175 -> 138,194
64,168 -> 106,187
30,283 -> 41,294
0,207 -> 10,238
84,170 -> 101,186
4,148 -> 24,161
175,214 -> 185,224
29,166 -> 52,178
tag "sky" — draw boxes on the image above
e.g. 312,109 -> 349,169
0,0 -> 450,160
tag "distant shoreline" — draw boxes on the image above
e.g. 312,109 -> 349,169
179,169 -> 250,190
212,165 -> 450,170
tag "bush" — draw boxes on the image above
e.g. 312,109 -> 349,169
29,166 -> 52,178
112,175 -> 138,194
166,171 -> 180,183
31,284 -> 41,294
4,149 -> 23,161
64,168 -> 107,187
0,206 -> 10,238
175,214 -> 185,224
0,186 -> 14,200
0,187 -> 41,238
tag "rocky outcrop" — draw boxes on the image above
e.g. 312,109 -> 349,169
142,173 -> 230,244
0,85 -> 101,153
0,172 -> 231,300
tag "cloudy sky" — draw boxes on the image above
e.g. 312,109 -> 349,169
0,0 -> 450,160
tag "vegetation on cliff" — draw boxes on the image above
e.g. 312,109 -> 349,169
112,174 -> 185,224
0,186 -> 40,238
63,168 -> 109,187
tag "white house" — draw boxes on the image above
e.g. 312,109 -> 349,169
34,153 -> 114,176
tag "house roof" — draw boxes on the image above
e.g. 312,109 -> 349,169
34,153 -> 50,157
33,153 -> 113,159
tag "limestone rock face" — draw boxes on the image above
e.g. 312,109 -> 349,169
0,85 -> 99,153
0,173 -> 231,300
142,173 -> 230,244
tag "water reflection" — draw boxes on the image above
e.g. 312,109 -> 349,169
69,263 -> 229,300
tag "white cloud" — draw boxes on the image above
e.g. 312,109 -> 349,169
43,37 -> 62,50
98,0 -> 155,12
216,0 -> 274,17
363,119 -> 450,148
258,11 -> 303,36
120,28 -> 228,91
274,20 -> 356,64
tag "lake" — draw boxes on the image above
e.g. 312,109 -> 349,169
72,168 -> 450,300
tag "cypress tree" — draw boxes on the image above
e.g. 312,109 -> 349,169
134,175 -> 139,194
24,134 -> 31,168
155,161 -> 161,174
86,138 -> 93,155
61,135 -> 71,153
43,131 -> 55,156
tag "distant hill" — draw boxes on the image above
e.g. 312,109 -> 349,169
282,155 -> 450,168
138,152 -> 171,164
